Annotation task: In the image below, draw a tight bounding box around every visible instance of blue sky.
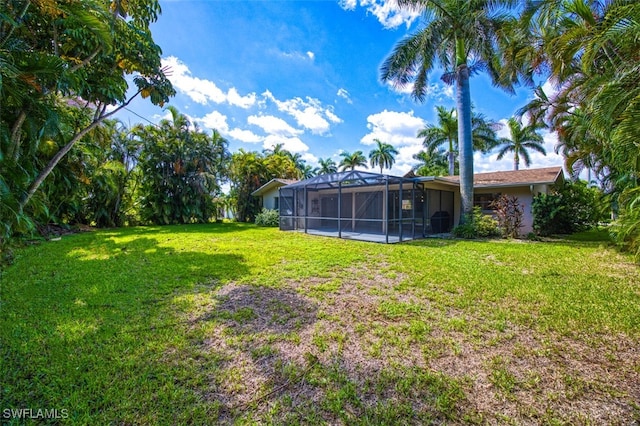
[117,0,564,176]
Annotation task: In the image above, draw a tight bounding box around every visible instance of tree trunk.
[18,95,139,212]
[447,150,455,176]
[456,64,474,223]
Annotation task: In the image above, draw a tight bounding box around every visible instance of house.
[250,178,298,211]
[251,167,564,243]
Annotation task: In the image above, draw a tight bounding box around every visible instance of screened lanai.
[278,170,455,243]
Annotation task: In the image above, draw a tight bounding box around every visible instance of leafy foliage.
[610,187,640,261]
[368,139,399,174]
[0,0,174,242]
[453,207,501,239]
[136,107,229,225]
[255,208,280,227]
[532,181,606,236]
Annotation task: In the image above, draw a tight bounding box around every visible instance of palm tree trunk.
[447,151,455,176]
[456,64,474,223]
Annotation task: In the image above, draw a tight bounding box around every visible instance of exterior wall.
[261,188,280,210]
[475,187,535,235]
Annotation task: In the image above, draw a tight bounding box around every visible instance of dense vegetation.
[1,0,639,258]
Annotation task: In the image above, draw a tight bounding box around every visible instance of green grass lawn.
[1,223,639,424]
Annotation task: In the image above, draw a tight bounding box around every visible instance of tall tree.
[0,0,174,232]
[368,139,399,174]
[496,118,546,170]
[419,106,459,176]
[381,0,521,221]
[317,158,338,175]
[412,150,450,177]
[339,151,368,171]
[420,106,501,175]
[136,107,229,224]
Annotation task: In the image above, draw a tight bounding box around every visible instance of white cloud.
[196,110,229,133]
[162,56,256,108]
[228,128,263,144]
[360,110,426,175]
[337,88,353,104]
[263,135,309,153]
[306,51,315,61]
[361,110,425,146]
[248,115,302,137]
[227,88,257,109]
[263,92,342,135]
[301,152,319,166]
[339,0,420,29]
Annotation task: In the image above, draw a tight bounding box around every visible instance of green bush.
[453,207,501,239]
[610,187,640,262]
[254,208,280,227]
[532,180,606,236]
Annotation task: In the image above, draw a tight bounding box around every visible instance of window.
[474,193,500,210]
[273,196,279,210]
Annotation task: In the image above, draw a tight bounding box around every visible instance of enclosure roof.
[282,170,414,189]
[251,178,298,196]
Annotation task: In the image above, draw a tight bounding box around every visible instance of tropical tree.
[136,107,229,224]
[496,118,546,170]
[228,150,265,223]
[317,158,338,175]
[381,0,522,221]
[517,0,640,257]
[420,106,501,176]
[339,151,368,171]
[419,106,458,176]
[0,0,174,242]
[412,150,450,177]
[368,139,399,174]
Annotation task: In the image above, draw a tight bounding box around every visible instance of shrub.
[532,180,606,236]
[491,195,524,238]
[453,207,501,239]
[610,187,640,262]
[254,208,280,227]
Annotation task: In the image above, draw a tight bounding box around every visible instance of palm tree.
[496,118,546,170]
[317,158,338,175]
[368,139,399,174]
[419,106,458,175]
[339,151,368,171]
[412,150,449,177]
[420,106,500,175]
[381,0,521,221]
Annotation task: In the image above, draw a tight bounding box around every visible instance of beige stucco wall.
[475,186,535,235]
[260,189,280,211]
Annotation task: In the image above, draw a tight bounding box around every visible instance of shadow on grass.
[1,226,472,424]
[0,233,251,423]
[93,221,257,238]
[178,282,470,424]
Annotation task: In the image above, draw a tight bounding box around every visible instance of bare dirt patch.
[182,264,640,424]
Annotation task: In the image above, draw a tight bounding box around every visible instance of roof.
[431,166,564,189]
[251,178,298,196]
[282,170,413,190]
